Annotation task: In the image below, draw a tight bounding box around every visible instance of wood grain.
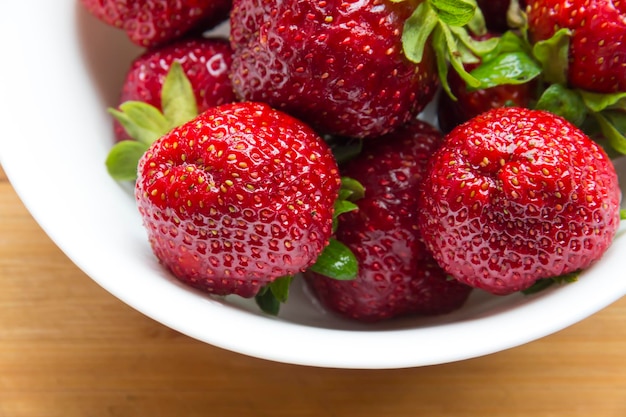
[1,165,625,417]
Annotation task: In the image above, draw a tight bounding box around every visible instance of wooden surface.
[1,165,625,417]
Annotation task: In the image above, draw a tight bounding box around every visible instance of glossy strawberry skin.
[305,120,472,322]
[114,37,236,142]
[527,0,626,93]
[135,102,341,298]
[229,0,438,139]
[80,0,231,47]
[418,107,622,295]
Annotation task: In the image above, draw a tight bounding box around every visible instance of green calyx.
[308,177,364,281]
[105,61,199,181]
[535,84,587,127]
[467,30,541,90]
[578,92,626,155]
[255,275,294,315]
[521,271,580,295]
[401,0,499,99]
[531,28,571,86]
[308,238,359,281]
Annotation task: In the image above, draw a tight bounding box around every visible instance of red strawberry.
[80,0,231,47]
[135,102,341,298]
[526,0,626,93]
[437,34,537,134]
[304,120,473,322]
[228,0,438,139]
[114,37,236,142]
[418,107,622,295]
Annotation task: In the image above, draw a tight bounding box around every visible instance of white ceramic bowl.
[0,0,624,369]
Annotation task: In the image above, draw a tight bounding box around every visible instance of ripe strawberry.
[229,0,438,139]
[304,120,473,322]
[80,0,231,47]
[135,102,341,298]
[114,37,236,142]
[526,0,626,93]
[418,107,622,295]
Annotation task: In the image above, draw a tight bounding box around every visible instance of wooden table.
[1,165,624,417]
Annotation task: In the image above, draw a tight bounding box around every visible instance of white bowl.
[0,0,624,369]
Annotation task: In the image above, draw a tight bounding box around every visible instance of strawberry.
[418,107,622,295]
[114,37,236,142]
[80,0,231,47]
[526,0,626,94]
[228,0,439,139]
[304,120,473,322]
[134,101,342,298]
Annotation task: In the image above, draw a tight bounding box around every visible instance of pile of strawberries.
[85,0,625,322]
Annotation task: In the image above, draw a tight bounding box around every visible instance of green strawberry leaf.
[521,278,555,295]
[255,286,281,315]
[458,10,538,90]
[402,0,497,99]
[578,90,626,113]
[402,2,439,64]
[431,27,455,99]
[161,61,199,128]
[107,61,201,183]
[535,84,588,127]
[339,176,366,202]
[333,177,364,232]
[105,140,150,181]
[481,30,530,62]
[522,271,580,295]
[254,275,294,315]
[309,238,358,280]
[108,102,171,145]
[620,209,626,221]
[440,23,482,89]
[334,199,359,218]
[449,25,499,57]
[593,111,626,155]
[469,50,541,90]
[269,275,294,303]
[429,0,476,27]
[466,2,487,36]
[531,28,572,85]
